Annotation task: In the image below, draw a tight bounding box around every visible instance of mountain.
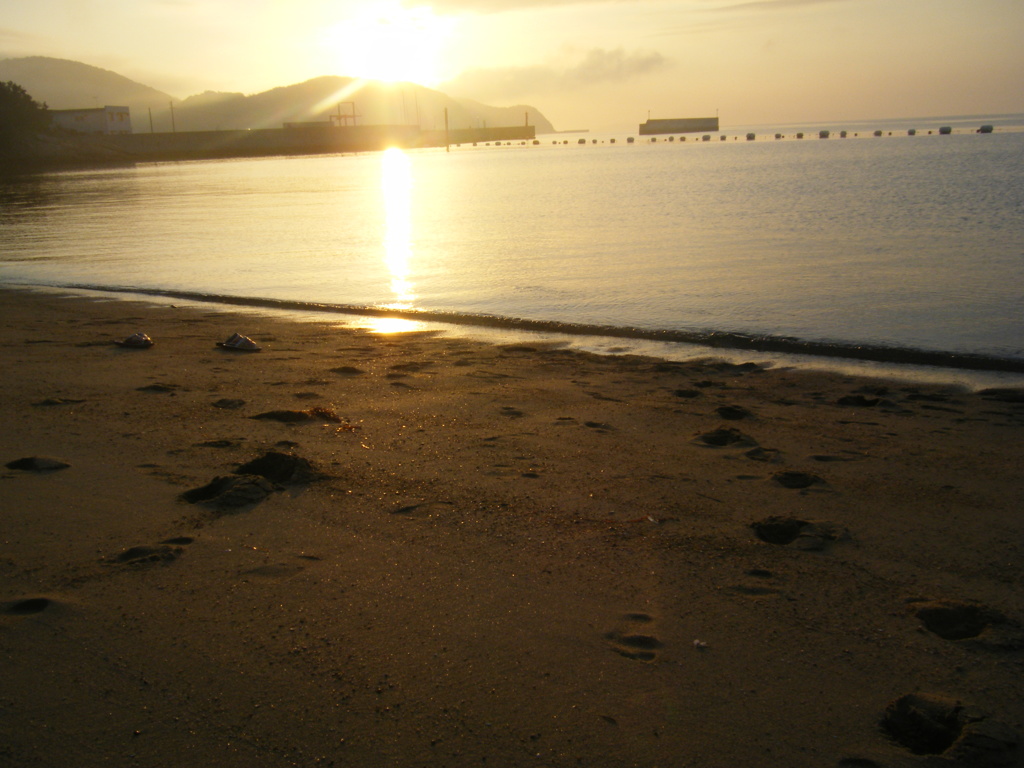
[0,57,555,135]
[0,56,174,116]
[173,76,553,134]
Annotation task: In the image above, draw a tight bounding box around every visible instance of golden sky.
[2,0,1021,130]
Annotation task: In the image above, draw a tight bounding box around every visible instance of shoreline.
[16,282,1024,390]
[1,288,1022,767]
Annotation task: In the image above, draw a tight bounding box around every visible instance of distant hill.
[0,57,555,135]
[173,76,552,134]
[0,57,174,118]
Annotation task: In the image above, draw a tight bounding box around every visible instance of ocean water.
[2,114,1023,383]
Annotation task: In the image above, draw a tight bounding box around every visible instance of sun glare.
[381,147,416,310]
[322,2,454,86]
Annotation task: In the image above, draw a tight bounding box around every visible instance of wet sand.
[1,287,1022,767]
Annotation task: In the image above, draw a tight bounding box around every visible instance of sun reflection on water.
[361,315,426,335]
[381,147,416,311]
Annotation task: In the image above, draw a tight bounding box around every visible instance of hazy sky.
[2,0,1021,130]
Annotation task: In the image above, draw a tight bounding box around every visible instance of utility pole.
[169,101,176,133]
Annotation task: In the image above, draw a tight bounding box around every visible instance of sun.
[321,2,454,86]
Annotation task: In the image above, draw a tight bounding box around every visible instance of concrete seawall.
[439,127,538,146]
[104,124,537,161]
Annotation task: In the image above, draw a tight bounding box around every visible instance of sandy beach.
[1,287,1022,768]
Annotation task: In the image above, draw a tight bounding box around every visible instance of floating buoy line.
[461,123,1000,150]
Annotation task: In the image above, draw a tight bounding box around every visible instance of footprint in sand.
[727,570,783,598]
[483,465,520,478]
[466,370,515,380]
[605,612,663,661]
[391,500,455,519]
[3,597,53,615]
[693,428,757,448]
[241,563,306,579]
[107,537,194,567]
[744,447,781,463]
[772,470,824,489]
[836,394,882,407]
[727,585,782,597]
[389,361,434,374]
[212,398,246,410]
[181,452,318,511]
[905,391,956,403]
[907,598,1024,649]
[136,383,180,393]
[750,516,848,551]
[586,391,623,403]
[5,457,71,472]
[673,388,702,399]
[716,405,753,420]
[810,453,865,463]
[193,439,243,449]
[180,475,275,509]
[881,693,1020,764]
[235,451,319,484]
[250,407,343,424]
[32,397,86,407]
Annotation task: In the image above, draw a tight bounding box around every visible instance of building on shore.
[51,106,132,135]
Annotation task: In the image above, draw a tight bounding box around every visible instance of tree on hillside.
[0,81,50,146]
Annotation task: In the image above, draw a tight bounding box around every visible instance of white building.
[50,106,132,135]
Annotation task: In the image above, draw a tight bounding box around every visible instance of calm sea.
[2,113,1023,385]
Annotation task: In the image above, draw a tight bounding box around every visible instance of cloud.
[711,0,858,11]
[410,0,858,13]
[443,48,668,102]
[406,0,607,13]
[0,27,35,45]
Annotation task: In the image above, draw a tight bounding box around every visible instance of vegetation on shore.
[0,80,49,172]
[0,80,50,138]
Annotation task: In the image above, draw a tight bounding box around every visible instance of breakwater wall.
[105,125,421,161]
[102,124,536,162]
[436,126,537,145]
